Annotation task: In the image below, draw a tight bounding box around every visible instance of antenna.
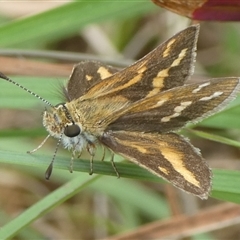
[45,134,62,180]
[0,72,54,107]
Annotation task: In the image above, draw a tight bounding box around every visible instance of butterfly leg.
[77,150,83,159]
[27,134,50,154]
[110,152,120,178]
[70,153,75,173]
[100,146,106,162]
[87,143,96,175]
[70,141,82,173]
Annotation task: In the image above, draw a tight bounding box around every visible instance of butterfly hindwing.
[100,130,211,199]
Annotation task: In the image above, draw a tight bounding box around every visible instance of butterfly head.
[43,103,81,140]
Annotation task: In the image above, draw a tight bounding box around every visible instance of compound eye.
[64,124,81,137]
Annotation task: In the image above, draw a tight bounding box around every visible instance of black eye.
[64,124,81,137]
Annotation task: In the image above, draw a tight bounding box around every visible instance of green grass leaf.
[1,147,240,204]
[199,96,240,129]
[0,174,101,239]
[189,129,240,148]
[0,1,155,48]
[212,169,240,203]
[0,76,63,109]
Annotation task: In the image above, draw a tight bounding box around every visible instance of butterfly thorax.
[43,102,97,153]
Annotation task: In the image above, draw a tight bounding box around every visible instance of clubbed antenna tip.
[0,72,9,80]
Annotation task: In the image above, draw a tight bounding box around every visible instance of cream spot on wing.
[199,91,223,101]
[103,74,143,95]
[158,166,169,175]
[181,101,192,106]
[86,75,93,81]
[152,68,169,88]
[171,48,187,67]
[156,99,166,107]
[192,82,210,93]
[97,67,112,80]
[131,144,148,153]
[148,98,168,110]
[174,101,192,113]
[117,139,148,154]
[146,88,161,98]
[161,116,171,123]
[148,48,188,98]
[163,39,176,58]
[150,48,187,97]
[149,96,169,109]
[160,147,200,188]
[137,65,147,74]
[161,101,192,122]
[161,113,180,122]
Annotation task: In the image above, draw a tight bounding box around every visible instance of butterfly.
[1,25,239,199]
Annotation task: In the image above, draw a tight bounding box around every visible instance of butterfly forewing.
[101,131,211,199]
[65,61,118,101]
[83,25,199,102]
[105,78,240,133]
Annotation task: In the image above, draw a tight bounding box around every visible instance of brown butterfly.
[1,25,239,199]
